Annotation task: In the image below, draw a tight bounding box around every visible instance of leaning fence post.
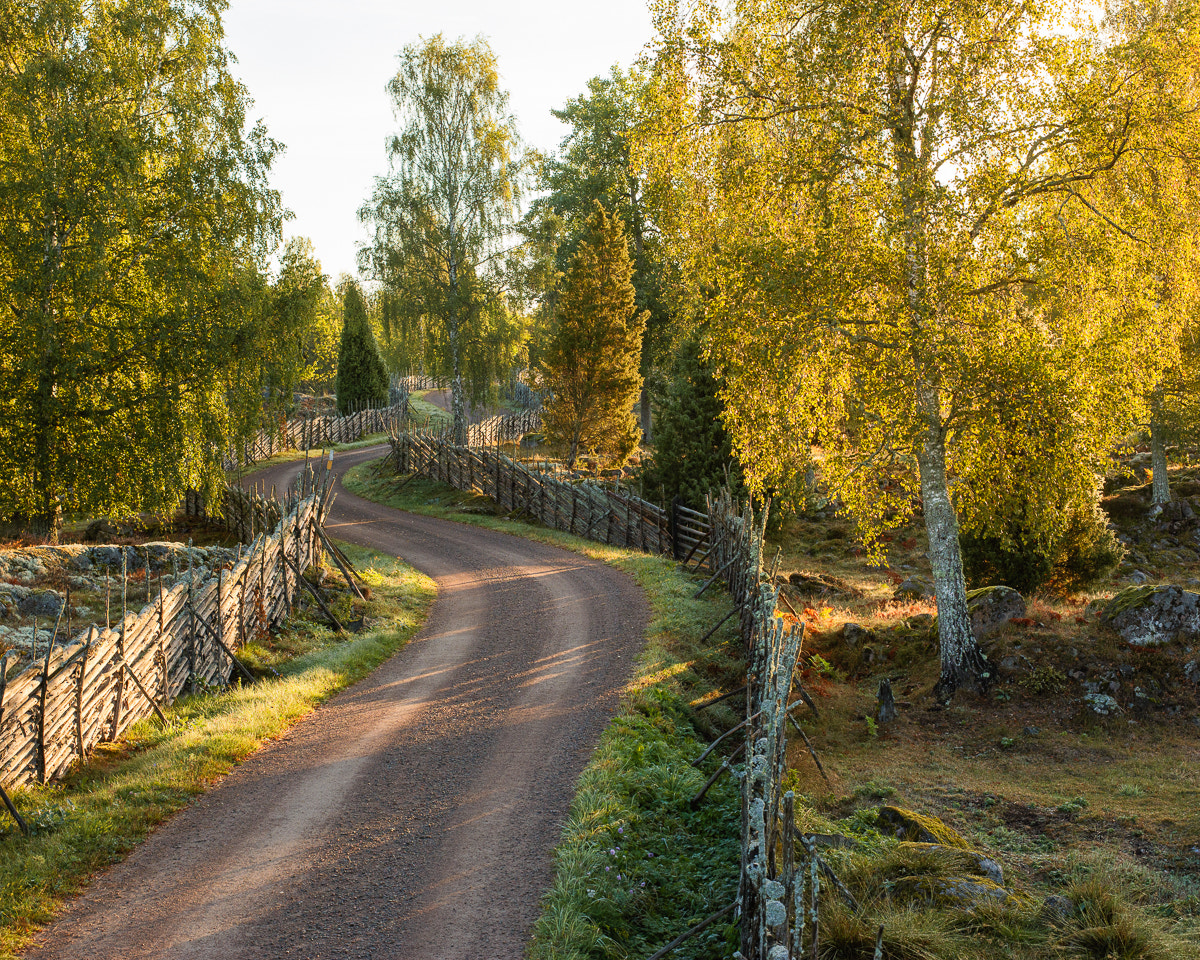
[75,628,92,767]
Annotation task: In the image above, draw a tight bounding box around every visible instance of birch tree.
[641,0,1200,698]
[360,35,525,444]
[0,0,282,527]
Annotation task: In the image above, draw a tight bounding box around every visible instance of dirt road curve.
[27,446,647,960]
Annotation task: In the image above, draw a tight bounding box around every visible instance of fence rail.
[223,402,406,471]
[0,469,335,790]
[389,429,678,555]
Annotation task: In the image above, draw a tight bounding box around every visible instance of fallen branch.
[645,900,738,960]
[789,715,832,786]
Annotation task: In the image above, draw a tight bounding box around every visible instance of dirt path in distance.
[26,446,647,960]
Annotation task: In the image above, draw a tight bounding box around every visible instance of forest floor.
[770,460,1200,952]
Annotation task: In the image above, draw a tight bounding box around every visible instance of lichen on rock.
[966,585,1026,637]
[1102,585,1200,646]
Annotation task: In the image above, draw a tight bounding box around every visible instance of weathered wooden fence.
[0,469,336,790]
[389,428,678,555]
[466,408,542,447]
[223,402,406,470]
[688,489,875,960]
[394,373,444,392]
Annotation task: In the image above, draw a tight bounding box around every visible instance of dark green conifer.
[643,335,742,510]
[334,283,388,414]
[538,206,646,469]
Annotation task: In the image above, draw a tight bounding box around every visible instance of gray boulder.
[842,622,872,646]
[967,586,1025,638]
[19,589,65,618]
[1102,585,1200,646]
[0,585,64,619]
[893,576,934,601]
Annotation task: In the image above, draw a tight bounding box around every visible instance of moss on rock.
[877,805,971,849]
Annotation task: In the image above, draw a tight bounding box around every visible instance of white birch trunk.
[1150,394,1170,505]
[916,388,990,699]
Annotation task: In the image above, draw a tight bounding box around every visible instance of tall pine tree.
[538,206,645,469]
[335,283,388,414]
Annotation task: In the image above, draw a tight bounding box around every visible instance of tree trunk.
[1150,394,1170,505]
[916,387,990,702]
[640,380,652,443]
[447,248,468,446]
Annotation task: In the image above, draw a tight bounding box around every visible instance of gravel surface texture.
[26,446,647,959]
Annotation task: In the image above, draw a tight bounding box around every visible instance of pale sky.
[223,1,656,281]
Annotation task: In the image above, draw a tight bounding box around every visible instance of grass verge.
[0,543,434,960]
[344,457,746,959]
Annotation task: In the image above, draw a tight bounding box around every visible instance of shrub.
[961,500,1123,594]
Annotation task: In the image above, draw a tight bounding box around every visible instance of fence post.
[75,630,91,766]
[280,516,291,618]
[187,574,197,696]
[158,577,168,700]
[36,631,53,784]
[217,569,225,682]
[112,550,128,736]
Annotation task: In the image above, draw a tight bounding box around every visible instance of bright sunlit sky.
[224,1,656,281]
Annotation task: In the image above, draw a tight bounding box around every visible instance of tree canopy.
[0,0,283,525]
[641,0,1200,698]
[360,34,527,444]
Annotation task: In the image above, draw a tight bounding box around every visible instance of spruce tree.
[538,206,646,469]
[335,283,388,415]
[644,336,743,510]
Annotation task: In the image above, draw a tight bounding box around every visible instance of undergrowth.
[0,544,434,959]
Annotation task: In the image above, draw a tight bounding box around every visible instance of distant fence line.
[0,469,335,790]
[223,401,407,471]
[388,427,686,556]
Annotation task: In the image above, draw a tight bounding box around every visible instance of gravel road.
[26,446,647,959]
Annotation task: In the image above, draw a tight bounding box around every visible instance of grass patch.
[406,391,453,428]
[344,457,745,959]
[0,544,434,959]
